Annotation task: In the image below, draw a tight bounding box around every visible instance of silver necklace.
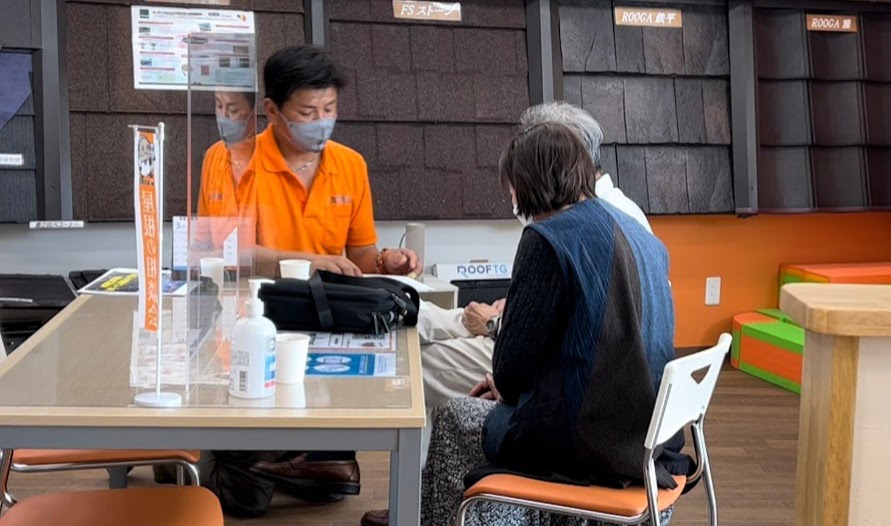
[288,158,317,173]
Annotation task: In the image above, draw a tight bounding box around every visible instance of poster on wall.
[130,6,254,90]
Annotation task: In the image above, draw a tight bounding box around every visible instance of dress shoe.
[360,509,389,526]
[251,453,361,496]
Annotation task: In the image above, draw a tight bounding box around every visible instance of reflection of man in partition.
[138,135,156,185]
[196,91,258,252]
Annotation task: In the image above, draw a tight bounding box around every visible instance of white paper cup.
[275,382,306,408]
[276,333,310,384]
[280,259,312,280]
[404,223,425,274]
[200,257,225,295]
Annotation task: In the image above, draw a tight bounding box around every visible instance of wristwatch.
[485,315,501,340]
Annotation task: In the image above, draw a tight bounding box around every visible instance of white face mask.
[512,203,532,227]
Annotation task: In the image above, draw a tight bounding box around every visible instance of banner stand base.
[134,391,183,408]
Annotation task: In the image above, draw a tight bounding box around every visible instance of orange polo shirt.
[253,126,378,255]
[196,140,257,248]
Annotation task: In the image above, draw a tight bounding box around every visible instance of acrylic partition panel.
[185,32,259,368]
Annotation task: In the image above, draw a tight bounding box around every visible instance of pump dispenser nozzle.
[247,279,275,317]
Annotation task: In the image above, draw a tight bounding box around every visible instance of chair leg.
[108,466,129,489]
[0,449,16,508]
[184,462,200,486]
[454,498,474,526]
[644,457,661,526]
[693,423,718,526]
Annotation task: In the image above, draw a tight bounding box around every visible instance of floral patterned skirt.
[420,397,673,526]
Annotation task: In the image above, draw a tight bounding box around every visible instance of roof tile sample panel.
[66,3,109,112]
[645,147,689,214]
[686,147,733,213]
[642,26,685,75]
[810,81,863,146]
[808,29,863,81]
[615,24,646,73]
[758,81,811,146]
[560,0,616,72]
[867,148,891,206]
[862,14,891,82]
[675,79,706,144]
[616,146,649,214]
[865,84,891,146]
[812,147,866,208]
[600,144,618,182]
[624,78,678,144]
[758,147,813,209]
[563,74,583,107]
[703,79,732,145]
[683,6,729,76]
[328,0,528,219]
[581,77,626,144]
[755,9,809,79]
[0,171,37,223]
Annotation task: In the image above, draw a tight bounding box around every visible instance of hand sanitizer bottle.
[229,280,277,399]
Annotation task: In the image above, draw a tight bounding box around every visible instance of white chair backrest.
[644,333,732,449]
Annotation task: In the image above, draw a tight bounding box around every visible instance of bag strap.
[316,271,420,325]
[308,272,335,330]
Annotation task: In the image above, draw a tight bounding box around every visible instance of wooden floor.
[3,366,797,525]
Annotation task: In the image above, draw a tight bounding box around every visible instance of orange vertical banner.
[133,126,163,333]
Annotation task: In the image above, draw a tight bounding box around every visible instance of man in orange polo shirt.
[197,46,422,518]
[194,90,258,254]
[251,46,420,278]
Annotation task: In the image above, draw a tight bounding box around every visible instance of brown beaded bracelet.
[376,249,390,274]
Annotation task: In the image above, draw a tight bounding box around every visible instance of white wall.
[0,220,523,275]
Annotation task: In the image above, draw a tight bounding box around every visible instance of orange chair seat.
[12,449,200,466]
[464,474,686,517]
[0,486,222,526]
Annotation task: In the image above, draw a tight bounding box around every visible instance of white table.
[0,294,426,525]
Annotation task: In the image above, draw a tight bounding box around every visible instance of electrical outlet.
[705,276,721,306]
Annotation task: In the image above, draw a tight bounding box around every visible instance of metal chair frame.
[0,449,199,508]
[456,334,731,526]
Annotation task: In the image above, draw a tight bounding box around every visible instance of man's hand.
[382,248,421,276]
[311,255,363,277]
[462,301,500,337]
[493,298,506,313]
[469,373,503,403]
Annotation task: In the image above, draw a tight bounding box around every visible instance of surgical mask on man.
[512,202,533,227]
[217,115,249,146]
[287,118,336,153]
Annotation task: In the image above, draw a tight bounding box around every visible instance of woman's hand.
[469,373,503,403]
[382,248,421,276]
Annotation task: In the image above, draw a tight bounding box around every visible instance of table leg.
[390,429,422,526]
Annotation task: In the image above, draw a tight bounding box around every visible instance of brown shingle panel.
[758,147,813,209]
[683,6,729,76]
[810,81,863,146]
[66,2,109,112]
[755,9,809,80]
[867,148,891,206]
[624,78,678,144]
[686,147,733,213]
[581,76,625,144]
[813,147,867,209]
[645,147,689,214]
[758,80,811,146]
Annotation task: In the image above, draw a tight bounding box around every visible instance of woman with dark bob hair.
[410,122,692,526]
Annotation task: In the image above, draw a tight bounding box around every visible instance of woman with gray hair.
[416,102,652,421]
[363,120,684,526]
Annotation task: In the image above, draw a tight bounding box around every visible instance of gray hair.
[519,102,604,170]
